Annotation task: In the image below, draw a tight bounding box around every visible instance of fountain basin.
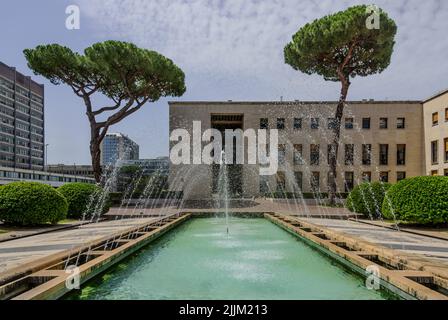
[65,217,391,300]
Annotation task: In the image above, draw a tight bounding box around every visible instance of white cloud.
[76,0,448,101]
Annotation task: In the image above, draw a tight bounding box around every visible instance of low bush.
[346,182,391,218]
[58,183,108,219]
[0,182,67,225]
[382,176,448,224]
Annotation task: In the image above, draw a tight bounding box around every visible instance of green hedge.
[382,176,448,224]
[0,182,68,225]
[58,183,106,219]
[346,182,391,218]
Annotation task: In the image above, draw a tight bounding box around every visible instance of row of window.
[260,117,406,130]
[261,170,406,193]
[431,108,448,126]
[0,78,44,103]
[0,96,44,118]
[0,170,92,183]
[431,138,448,164]
[276,143,406,166]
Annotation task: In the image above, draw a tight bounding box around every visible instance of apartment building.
[0,62,45,170]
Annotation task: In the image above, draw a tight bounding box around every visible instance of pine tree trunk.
[90,129,102,183]
[328,80,350,205]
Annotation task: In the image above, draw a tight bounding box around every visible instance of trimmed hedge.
[382,176,448,224]
[58,183,106,219]
[346,182,391,218]
[0,182,67,225]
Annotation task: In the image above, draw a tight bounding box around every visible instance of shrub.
[58,183,108,219]
[346,182,391,218]
[382,176,448,224]
[0,182,67,225]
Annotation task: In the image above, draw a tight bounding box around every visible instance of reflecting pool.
[66,218,392,300]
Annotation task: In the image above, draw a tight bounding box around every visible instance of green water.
[66,218,391,300]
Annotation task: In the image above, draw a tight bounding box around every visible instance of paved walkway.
[303,218,448,266]
[0,218,154,274]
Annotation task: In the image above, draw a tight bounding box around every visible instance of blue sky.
[0,0,447,164]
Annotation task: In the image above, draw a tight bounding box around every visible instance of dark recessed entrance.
[211,114,244,197]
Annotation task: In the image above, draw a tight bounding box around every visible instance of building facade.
[169,90,448,200]
[47,164,95,178]
[0,62,45,170]
[100,133,139,165]
[0,165,94,187]
[121,157,170,175]
[422,89,448,176]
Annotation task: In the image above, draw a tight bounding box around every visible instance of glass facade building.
[101,133,139,165]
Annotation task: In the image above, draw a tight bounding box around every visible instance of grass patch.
[58,219,79,225]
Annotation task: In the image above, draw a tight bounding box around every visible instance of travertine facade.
[423,90,448,176]
[169,90,448,200]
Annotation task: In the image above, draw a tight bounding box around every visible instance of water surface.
[66,218,390,300]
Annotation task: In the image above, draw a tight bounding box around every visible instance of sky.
[0,0,447,165]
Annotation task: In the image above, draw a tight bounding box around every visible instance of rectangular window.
[379,144,388,165]
[345,118,354,129]
[328,118,337,130]
[431,170,438,176]
[327,171,336,191]
[397,118,405,129]
[277,118,285,130]
[278,144,286,165]
[311,118,319,129]
[362,172,372,182]
[327,144,337,165]
[431,140,438,164]
[310,144,320,165]
[397,144,406,165]
[311,172,320,192]
[379,172,389,183]
[432,112,439,126]
[276,171,286,191]
[259,175,269,193]
[294,171,303,190]
[397,172,406,182]
[362,118,371,129]
[344,172,354,192]
[345,144,354,165]
[293,144,303,165]
[444,169,448,176]
[444,138,448,163]
[293,118,302,130]
[445,108,448,122]
[260,118,268,129]
[362,144,372,165]
[379,118,388,129]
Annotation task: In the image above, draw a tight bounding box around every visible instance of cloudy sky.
[0,0,447,164]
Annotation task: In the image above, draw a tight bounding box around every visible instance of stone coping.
[265,213,448,300]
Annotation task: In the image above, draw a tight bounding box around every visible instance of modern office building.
[169,89,448,199]
[0,165,94,187]
[47,164,95,178]
[121,157,170,175]
[100,133,139,165]
[0,61,45,170]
